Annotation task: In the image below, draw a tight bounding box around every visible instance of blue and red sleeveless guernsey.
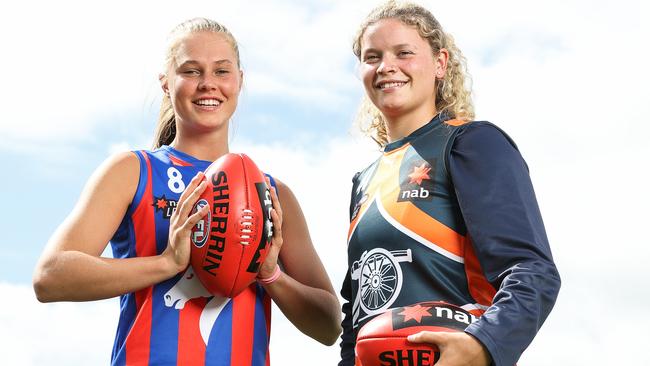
[339,114,560,366]
[109,146,272,366]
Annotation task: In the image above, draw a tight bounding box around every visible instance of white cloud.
[0,0,367,152]
[0,283,118,365]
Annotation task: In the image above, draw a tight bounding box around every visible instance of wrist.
[257,265,282,285]
[159,250,185,277]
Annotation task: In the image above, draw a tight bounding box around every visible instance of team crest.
[351,248,413,327]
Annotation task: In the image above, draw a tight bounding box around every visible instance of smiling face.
[161,30,242,135]
[359,18,447,128]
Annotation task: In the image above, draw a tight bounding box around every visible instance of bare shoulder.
[271,177,301,207]
[46,151,142,255]
[81,150,141,208]
[102,151,140,178]
[272,177,291,195]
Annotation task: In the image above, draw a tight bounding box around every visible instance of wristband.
[257,265,282,285]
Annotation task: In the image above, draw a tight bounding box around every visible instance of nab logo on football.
[245,182,273,274]
[191,199,211,248]
[398,160,435,202]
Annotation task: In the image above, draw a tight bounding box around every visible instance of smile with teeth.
[194,99,221,107]
[377,81,407,90]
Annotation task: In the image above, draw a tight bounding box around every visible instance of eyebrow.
[177,59,234,67]
[362,43,417,54]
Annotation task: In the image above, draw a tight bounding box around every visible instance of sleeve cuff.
[465,324,502,366]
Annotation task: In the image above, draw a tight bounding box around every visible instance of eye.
[182,69,200,76]
[363,54,380,63]
[398,50,414,57]
[215,68,230,75]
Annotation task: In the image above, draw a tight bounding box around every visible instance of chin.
[377,103,406,117]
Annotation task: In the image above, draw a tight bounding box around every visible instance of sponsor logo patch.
[397,160,435,202]
[153,195,178,219]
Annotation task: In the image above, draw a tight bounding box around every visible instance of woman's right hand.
[162,171,210,274]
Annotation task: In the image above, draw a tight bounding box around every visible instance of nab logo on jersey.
[398,160,435,202]
[153,195,178,219]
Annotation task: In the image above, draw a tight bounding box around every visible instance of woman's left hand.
[257,177,283,280]
[407,331,491,366]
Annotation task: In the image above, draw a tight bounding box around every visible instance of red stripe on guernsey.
[126,152,157,365]
[231,286,257,366]
[464,239,496,310]
[177,297,208,366]
[264,293,272,366]
[168,153,193,167]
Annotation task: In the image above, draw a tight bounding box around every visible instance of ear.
[159,73,170,95]
[435,48,449,79]
[238,69,244,91]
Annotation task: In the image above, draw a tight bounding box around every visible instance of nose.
[198,74,218,91]
[377,58,397,75]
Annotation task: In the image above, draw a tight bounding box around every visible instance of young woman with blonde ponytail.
[339,2,560,366]
[33,17,341,365]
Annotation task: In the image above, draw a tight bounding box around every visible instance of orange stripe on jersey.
[231,286,257,366]
[348,145,411,241]
[464,240,496,307]
[444,119,469,127]
[380,196,466,259]
[177,297,208,366]
[168,153,193,167]
[126,152,156,365]
[374,145,465,258]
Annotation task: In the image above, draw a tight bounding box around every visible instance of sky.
[1,0,649,364]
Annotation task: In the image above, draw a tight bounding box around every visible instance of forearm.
[262,271,342,345]
[33,250,177,302]
[465,261,561,366]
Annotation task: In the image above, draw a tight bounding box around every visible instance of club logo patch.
[351,248,413,327]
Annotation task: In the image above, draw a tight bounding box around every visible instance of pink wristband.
[257,265,282,285]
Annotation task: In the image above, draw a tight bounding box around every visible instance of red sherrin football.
[189,153,273,298]
[355,301,478,366]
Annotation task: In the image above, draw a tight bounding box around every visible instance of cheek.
[409,59,437,83]
[171,78,192,99]
[222,77,242,98]
[360,66,376,91]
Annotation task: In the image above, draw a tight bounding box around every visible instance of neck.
[384,108,439,143]
[171,127,229,162]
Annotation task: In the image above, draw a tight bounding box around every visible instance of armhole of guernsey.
[264,173,278,200]
[126,150,149,217]
[441,119,471,181]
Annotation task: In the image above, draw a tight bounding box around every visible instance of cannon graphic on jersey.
[355,301,477,366]
[190,153,273,298]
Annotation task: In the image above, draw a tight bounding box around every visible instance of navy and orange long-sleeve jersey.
[339,114,560,366]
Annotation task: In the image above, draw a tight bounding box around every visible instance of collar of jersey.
[160,145,213,167]
[382,112,447,153]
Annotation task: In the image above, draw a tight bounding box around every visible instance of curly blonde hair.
[352,1,474,146]
[153,18,241,149]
